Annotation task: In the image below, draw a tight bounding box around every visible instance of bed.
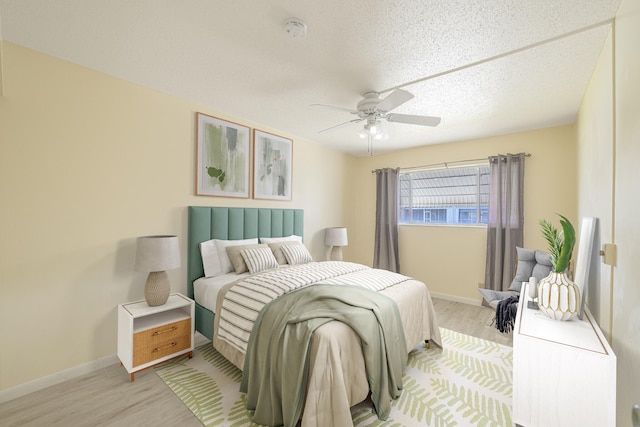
[187,206,441,427]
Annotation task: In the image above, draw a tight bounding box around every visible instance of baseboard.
[0,354,119,404]
[0,331,212,404]
[430,291,483,306]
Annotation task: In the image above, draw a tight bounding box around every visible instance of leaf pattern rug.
[155,328,512,427]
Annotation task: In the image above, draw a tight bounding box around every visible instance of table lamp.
[325,227,348,261]
[134,235,181,306]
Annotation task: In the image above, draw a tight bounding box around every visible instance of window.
[399,165,490,225]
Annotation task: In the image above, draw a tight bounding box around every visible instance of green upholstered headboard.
[187,206,304,338]
[187,206,304,295]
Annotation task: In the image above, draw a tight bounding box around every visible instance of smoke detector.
[284,18,307,39]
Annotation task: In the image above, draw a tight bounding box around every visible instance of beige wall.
[0,36,4,96]
[0,42,356,391]
[349,127,578,302]
[576,1,640,423]
[576,31,614,335]
[611,0,640,423]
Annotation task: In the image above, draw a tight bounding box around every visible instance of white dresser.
[513,282,616,427]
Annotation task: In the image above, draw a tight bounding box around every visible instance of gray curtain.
[484,153,525,298]
[373,168,400,272]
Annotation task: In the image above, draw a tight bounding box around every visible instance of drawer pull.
[152,326,178,336]
[152,342,178,353]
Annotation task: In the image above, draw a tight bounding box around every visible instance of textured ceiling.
[0,0,622,156]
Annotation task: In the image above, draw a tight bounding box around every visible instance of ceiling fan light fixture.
[312,88,440,149]
[374,130,388,141]
[359,121,388,141]
[363,120,385,136]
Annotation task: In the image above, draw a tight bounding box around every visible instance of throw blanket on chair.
[495,294,519,333]
[240,284,407,427]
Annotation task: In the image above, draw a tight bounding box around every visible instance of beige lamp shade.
[134,235,181,272]
[134,235,180,306]
[325,227,348,246]
[325,227,348,261]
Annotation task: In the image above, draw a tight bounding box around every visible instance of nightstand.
[117,293,195,381]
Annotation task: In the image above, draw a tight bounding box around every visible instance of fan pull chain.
[367,135,375,156]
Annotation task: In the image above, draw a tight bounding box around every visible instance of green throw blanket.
[240,284,407,427]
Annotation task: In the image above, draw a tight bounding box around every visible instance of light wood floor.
[0,298,511,426]
[432,297,513,347]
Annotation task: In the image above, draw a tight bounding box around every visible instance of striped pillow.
[268,241,303,264]
[226,244,269,274]
[281,244,313,265]
[240,247,279,274]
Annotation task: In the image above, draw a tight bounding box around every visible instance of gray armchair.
[479,247,553,308]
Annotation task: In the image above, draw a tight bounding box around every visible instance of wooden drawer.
[133,318,191,367]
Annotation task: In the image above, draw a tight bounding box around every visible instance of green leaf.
[207,166,222,178]
[539,214,575,272]
[556,214,575,272]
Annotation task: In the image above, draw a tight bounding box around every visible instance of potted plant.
[536,214,581,321]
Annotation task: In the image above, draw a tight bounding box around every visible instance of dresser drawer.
[133,318,191,367]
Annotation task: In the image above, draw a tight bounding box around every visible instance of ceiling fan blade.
[376,89,414,113]
[386,113,441,127]
[309,104,358,114]
[318,118,364,133]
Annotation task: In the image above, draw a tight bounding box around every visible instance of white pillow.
[281,244,313,265]
[199,240,221,278]
[241,247,279,274]
[200,238,259,277]
[259,235,302,244]
[215,238,259,274]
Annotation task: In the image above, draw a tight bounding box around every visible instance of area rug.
[155,328,512,426]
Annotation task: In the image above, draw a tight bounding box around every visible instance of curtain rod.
[371,153,531,173]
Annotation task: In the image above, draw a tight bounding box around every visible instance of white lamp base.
[144,271,170,306]
[330,246,343,261]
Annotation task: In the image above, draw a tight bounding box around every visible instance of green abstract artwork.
[253,129,292,201]
[197,113,250,198]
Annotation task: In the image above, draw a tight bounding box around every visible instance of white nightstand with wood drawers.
[117,293,194,381]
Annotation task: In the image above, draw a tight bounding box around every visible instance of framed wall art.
[253,130,293,201]
[196,112,250,198]
[574,217,597,320]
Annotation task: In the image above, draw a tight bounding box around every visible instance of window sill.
[399,223,487,229]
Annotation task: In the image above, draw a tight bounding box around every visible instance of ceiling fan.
[310,88,441,139]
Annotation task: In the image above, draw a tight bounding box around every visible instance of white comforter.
[211,261,441,427]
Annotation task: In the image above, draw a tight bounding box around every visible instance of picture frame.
[196,112,251,198]
[253,130,293,201]
[574,217,597,320]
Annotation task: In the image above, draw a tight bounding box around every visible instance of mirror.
[574,217,597,320]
